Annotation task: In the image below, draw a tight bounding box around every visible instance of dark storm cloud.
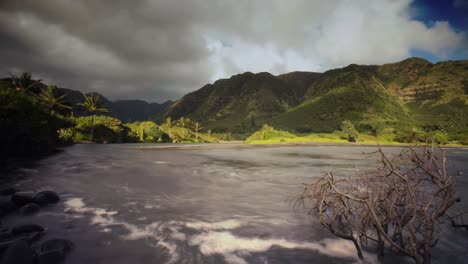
[0,0,465,102]
[0,0,216,102]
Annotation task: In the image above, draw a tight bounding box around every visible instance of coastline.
[126,141,468,150]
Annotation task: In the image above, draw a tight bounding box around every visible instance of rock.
[11,224,44,236]
[40,239,74,254]
[0,201,17,217]
[0,232,12,241]
[11,193,34,207]
[0,188,16,196]
[0,237,23,253]
[19,203,40,215]
[23,231,43,242]
[0,240,34,264]
[34,191,60,205]
[37,250,65,264]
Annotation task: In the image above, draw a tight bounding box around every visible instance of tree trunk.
[351,238,364,259]
[90,114,95,142]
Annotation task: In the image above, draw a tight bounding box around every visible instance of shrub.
[74,115,129,143]
[245,124,295,143]
[431,131,449,145]
[340,120,359,142]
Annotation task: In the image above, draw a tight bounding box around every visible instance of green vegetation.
[126,121,170,143]
[0,77,72,160]
[73,115,131,143]
[77,95,109,141]
[245,124,295,143]
[244,123,463,146]
[2,57,467,160]
[35,85,72,113]
[340,119,359,142]
[159,58,467,144]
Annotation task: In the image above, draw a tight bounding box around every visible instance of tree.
[193,122,202,139]
[297,146,461,264]
[177,117,191,129]
[36,85,71,114]
[9,72,42,92]
[341,119,359,142]
[178,116,193,138]
[77,95,109,142]
[208,129,213,140]
[162,117,177,142]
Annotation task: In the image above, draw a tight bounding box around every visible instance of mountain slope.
[271,64,412,132]
[161,71,319,132]
[161,57,467,139]
[377,59,468,138]
[72,92,172,122]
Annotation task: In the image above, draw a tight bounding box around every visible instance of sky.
[0,0,467,102]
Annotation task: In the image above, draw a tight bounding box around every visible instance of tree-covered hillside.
[161,57,467,141]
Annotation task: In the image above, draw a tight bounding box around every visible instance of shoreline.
[126,141,468,150]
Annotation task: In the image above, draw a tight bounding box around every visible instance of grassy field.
[244,126,466,147]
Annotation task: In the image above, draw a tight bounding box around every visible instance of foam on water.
[65,198,180,263]
[64,197,377,264]
[189,231,376,263]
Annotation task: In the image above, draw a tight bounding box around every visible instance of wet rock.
[11,193,34,207]
[0,188,16,196]
[19,203,40,215]
[23,231,43,242]
[40,239,74,254]
[0,240,34,264]
[0,201,17,217]
[0,237,23,253]
[37,250,65,264]
[34,191,60,205]
[11,224,44,236]
[0,232,12,241]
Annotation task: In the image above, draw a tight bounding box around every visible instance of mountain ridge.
[160,57,467,139]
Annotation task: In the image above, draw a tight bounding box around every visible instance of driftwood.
[296,146,465,264]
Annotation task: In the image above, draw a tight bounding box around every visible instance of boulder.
[37,250,65,264]
[0,188,17,196]
[19,203,40,215]
[0,240,34,264]
[0,232,12,241]
[0,237,24,254]
[34,191,60,205]
[40,239,74,254]
[11,193,34,207]
[11,224,44,236]
[0,201,17,217]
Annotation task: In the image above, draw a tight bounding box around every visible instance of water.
[2,144,468,264]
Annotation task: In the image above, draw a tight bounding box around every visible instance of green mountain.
[159,71,317,132]
[161,58,468,139]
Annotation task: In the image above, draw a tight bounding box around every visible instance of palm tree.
[193,122,202,139]
[178,117,193,138]
[78,95,109,141]
[9,72,41,92]
[162,117,177,142]
[36,85,71,114]
[177,117,192,129]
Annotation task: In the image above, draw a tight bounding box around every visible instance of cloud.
[0,0,466,102]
